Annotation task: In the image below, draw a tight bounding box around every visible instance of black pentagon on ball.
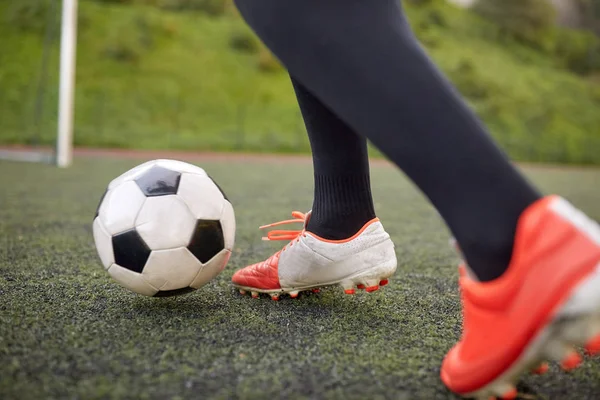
[153,287,196,297]
[134,165,181,197]
[112,229,151,273]
[187,219,225,263]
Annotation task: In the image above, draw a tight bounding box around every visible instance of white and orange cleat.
[232,211,397,299]
[441,196,600,399]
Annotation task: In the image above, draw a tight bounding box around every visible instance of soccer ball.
[92,159,235,297]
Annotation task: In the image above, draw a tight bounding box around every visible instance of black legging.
[234,0,541,280]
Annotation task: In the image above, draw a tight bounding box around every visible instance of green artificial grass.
[1,156,599,399]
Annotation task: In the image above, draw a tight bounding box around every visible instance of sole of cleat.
[232,262,396,300]
[585,333,600,355]
[561,351,582,371]
[531,363,549,375]
[233,277,394,299]
[233,280,389,298]
[499,388,518,400]
[460,262,600,400]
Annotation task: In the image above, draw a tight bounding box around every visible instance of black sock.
[292,77,376,240]
[234,0,542,281]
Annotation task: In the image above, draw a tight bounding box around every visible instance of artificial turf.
[1,156,599,400]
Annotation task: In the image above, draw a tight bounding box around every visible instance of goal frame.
[56,0,78,168]
[0,0,78,168]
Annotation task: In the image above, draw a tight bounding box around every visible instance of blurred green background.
[1,0,599,163]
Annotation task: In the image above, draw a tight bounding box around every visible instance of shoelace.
[260,211,308,251]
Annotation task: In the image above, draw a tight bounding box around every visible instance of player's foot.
[231,211,397,300]
[441,196,600,399]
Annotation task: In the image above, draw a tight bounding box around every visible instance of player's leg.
[231,77,397,299]
[233,0,600,397]
[233,0,540,282]
[291,77,375,240]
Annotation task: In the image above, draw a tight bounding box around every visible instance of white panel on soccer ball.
[220,200,236,251]
[142,247,202,290]
[154,159,208,176]
[93,218,114,269]
[177,172,224,220]
[108,264,158,296]
[135,195,196,250]
[189,249,231,289]
[108,160,157,190]
[98,181,147,235]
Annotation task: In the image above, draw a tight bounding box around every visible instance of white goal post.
[0,0,78,167]
[56,0,78,168]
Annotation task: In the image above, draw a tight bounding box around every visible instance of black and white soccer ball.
[92,159,235,297]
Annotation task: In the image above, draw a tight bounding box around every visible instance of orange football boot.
[441,196,600,399]
[231,211,397,300]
